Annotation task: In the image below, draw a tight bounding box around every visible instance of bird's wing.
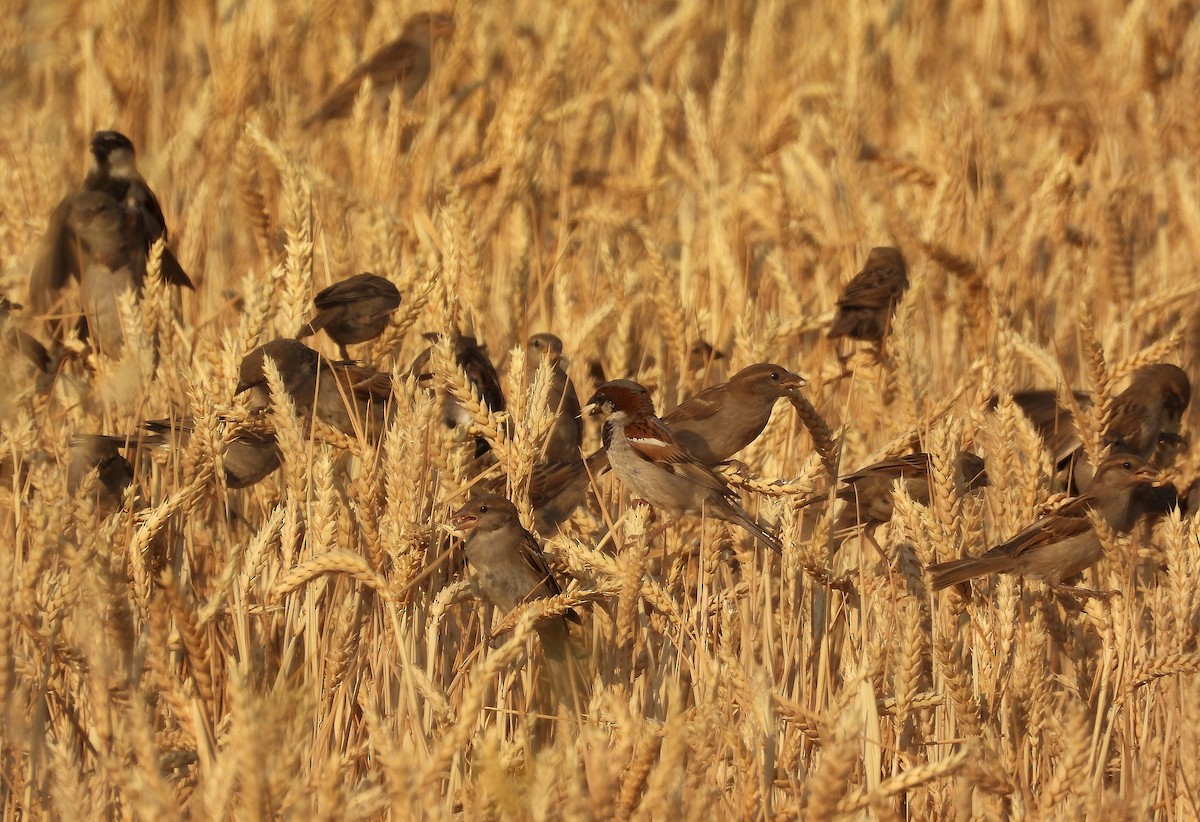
[29,195,81,308]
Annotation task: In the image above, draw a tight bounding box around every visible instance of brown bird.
[998,389,1093,468]
[68,434,135,512]
[236,338,391,440]
[68,190,146,356]
[585,379,782,552]
[302,12,456,127]
[532,364,805,535]
[526,333,583,465]
[1001,364,1190,485]
[828,246,909,343]
[452,495,579,661]
[29,131,191,321]
[662,363,806,465]
[1103,363,1190,460]
[927,454,1158,590]
[295,272,401,359]
[410,331,505,457]
[812,452,989,536]
[142,418,282,489]
[686,339,726,375]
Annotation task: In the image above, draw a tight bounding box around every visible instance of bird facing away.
[828,246,909,343]
[927,454,1159,590]
[452,495,579,658]
[1103,363,1191,460]
[585,379,782,553]
[142,418,283,489]
[29,130,192,322]
[526,333,583,465]
[301,12,456,127]
[814,451,989,536]
[68,434,135,512]
[295,272,401,359]
[236,338,391,440]
[409,332,505,456]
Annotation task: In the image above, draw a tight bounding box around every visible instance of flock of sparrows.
[5,119,1194,686]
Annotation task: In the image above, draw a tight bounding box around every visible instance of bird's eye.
[770,372,780,381]
[478,505,488,513]
[1122,461,1133,470]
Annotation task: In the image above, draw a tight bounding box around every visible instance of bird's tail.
[537,620,588,713]
[928,555,1012,590]
[720,503,783,554]
[294,312,328,341]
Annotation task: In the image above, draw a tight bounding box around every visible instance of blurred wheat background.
[2,0,1200,818]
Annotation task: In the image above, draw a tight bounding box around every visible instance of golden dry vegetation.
[3,0,1200,818]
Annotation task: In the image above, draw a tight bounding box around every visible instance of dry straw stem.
[6,0,1200,817]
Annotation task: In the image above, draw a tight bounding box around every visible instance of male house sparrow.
[295,272,401,359]
[29,131,191,321]
[927,454,1158,590]
[584,379,782,552]
[237,338,391,440]
[526,333,583,466]
[302,12,456,127]
[410,331,505,457]
[828,246,909,343]
[452,495,579,661]
[532,364,805,535]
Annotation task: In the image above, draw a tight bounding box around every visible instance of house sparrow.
[29,131,191,320]
[661,363,806,465]
[531,364,804,534]
[996,389,1092,468]
[686,339,726,375]
[811,451,989,535]
[452,495,579,660]
[0,296,49,372]
[142,418,282,489]
[295,272,401,359]
[1103,363,1190,460]
[1001,363,1190,479]
[526,333,583,465]
[584,379,782,552]
[237,338,391,440]
[927,454,1159,590]
[68,434,134,511]
[301,12,456,127]
[68,190,145,356]
[828,246,909,342]
[409,332,505,456]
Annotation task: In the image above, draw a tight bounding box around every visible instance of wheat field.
[2,0,1200,818]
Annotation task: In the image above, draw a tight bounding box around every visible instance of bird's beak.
[781,373,807,391]
[451,511,478,530]
[234,380,253,395]
[1134,465,1161,483]
[582,401,600,417]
